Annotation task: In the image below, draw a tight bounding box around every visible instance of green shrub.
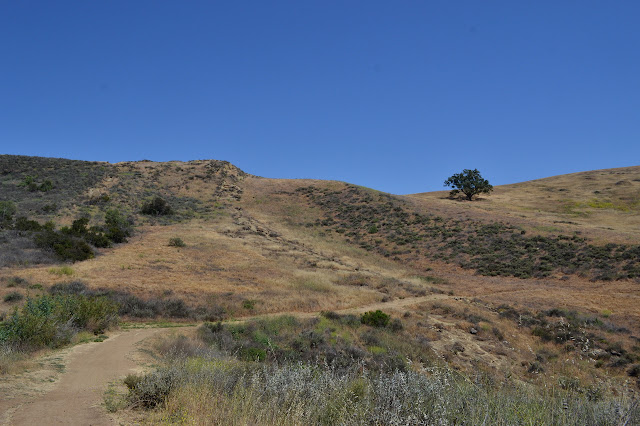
[104,209,132,243]
[242,299,256,310]
[38,180,53,192]
[0,201,17,223]
[3,292,24,303]
[0,294,118,349]
[361,310,390,328]
[168,237,186,247]
[141,197,173,216]
[240,347,267,362]
[124,373,144,390]
[35,230,94,262]
[14,216,42,232]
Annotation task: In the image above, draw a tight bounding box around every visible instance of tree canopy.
[444,169,493,201]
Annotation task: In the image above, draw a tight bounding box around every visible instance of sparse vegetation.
[1,157,639,423]
[120,315,640,424]
[297,184,640,281]
[0,209,133,264]
[496,304,637,373]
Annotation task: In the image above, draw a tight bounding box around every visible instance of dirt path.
[1,328,167,426]
[245,293,450,321]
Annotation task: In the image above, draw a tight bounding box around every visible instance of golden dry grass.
[408,165,640,243]
[1,161,639,387]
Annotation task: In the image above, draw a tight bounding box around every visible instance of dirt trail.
[2,328,166,426]
[0,293,448,425]
[247,293,449,321]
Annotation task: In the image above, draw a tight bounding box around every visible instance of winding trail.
[0,294,447,425]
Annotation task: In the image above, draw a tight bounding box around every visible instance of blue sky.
[1,1,638,194]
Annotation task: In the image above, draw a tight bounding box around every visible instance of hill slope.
[409,165,640,244]
[1,155,640,397]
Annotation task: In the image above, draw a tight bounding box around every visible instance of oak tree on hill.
[444,169,493,201]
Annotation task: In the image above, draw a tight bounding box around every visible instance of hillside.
[1,155,639,423]
[409,166,640,244]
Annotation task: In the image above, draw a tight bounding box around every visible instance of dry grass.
[408,165,640,244]
[2,160,639,393]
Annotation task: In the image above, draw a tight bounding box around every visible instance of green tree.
[444,169,493,201]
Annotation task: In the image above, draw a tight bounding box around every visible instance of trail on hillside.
[1,328,165,426]
[0,294,448,425]
[245,293,450,321]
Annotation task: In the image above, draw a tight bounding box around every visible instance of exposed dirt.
[0,328,166,426]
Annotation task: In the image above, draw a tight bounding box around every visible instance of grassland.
[1,156,639,424]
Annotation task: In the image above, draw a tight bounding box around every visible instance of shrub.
[168,237,186,247]
[0,201,17,223]
[242,299,256,310]
[5,276,28,288]
[131,358,640,425]
[162,298,191,318]
[104,209,132,243]
[38,180,53,192]
[124,373,143,390]
[628,364,640,378]
[3,292,24,303]
[49,280,88,295]
[141,197,173,216]
[321,311,342,320]
[35,230,94,262]
[389,318,403,331]
[127,367,182,408]
[14,216,42,232]
[0,294,118,349]
[361,310,390,328]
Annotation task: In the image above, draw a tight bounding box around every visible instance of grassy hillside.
[409,166,640,244]
[1,156,639,423]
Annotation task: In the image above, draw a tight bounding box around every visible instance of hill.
[409,166,640,244]
[1,155,639,423]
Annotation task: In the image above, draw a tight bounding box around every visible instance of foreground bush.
[0,294,118,350]
[120,315,640,424]
[131,358,639,425]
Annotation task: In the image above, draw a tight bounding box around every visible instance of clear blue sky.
[1,1,638,194]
